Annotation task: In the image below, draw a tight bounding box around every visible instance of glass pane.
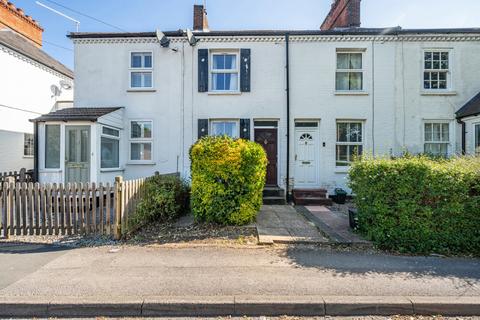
[212,73,225,90]
[211,122,223,136]
[212,55,225,69]
[68,130,76,162]
[425,123,432,141]
[335,72,349,91]
[337,123,347,142]
[131,72,142,87]
[349,53,362,69]
[441,123,449,141]
[349,72,363,90]
[224,122,237,137]
[131,143,151,161]
[432,123,441,141]
[224,73,238,91]
[349,145,363,161]
[131,53,142,68]
[337,53,349,69]
[336,145,348,166]
[80,129,89,162]
[102,127,119,137]
[131,122,142,138]
[143,143,152,160]
[475,125,480,155]
[144,54,152,68]
[348,123,362,142]
[424,52,432,69]
[143,122,152,138]
[224,54,236,69]
[45,125,60,168]
[101,137,119,168]
[441,52,448,69]
[131,143,141,160]
[143,72,152,87]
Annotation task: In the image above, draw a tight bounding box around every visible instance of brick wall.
[0,0,43,47]
[320,0,361,31]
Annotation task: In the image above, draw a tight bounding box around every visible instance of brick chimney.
[193,4,209,32]
[0,0,43,47]
[320,0,361,31]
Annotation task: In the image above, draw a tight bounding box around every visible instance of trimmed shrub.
[129,174,190,232]
[189,136,267,225]
[349,156,480,255]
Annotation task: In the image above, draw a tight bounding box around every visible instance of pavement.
[0,243,479,316]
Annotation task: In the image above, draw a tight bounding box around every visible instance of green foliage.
[129,175,190,232]
[349,156,480,255]
[189,136,267,225]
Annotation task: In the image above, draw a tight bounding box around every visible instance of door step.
[263,187,286,205]
[293,189,332,206]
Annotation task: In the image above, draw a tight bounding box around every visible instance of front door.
[65,126,90,183]
[294,123,319,186]
[254,128,278,186]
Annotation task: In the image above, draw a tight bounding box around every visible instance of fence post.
[114,176,123,240]
[5,177,14,239]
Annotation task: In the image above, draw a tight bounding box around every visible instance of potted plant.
[333,188,347,204]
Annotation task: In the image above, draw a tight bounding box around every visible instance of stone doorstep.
[1,296,479,317]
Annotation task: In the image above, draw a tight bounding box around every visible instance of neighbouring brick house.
[33,0,480,204]
[0,0,73,173]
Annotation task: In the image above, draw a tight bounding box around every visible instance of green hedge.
[190,136,267,225]
[129,174,190,232]
[349,156,480,255]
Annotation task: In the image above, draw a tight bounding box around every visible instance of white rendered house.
[33,2,480,201]
[0,1,73,173]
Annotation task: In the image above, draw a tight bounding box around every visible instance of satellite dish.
[156,29,170,48]
[186,29,198,46]
[59,80,72,90]
[50,84,61,97]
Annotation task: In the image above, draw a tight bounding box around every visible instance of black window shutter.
[198,119,209,139]
[240,119,250,140]
[240,49,251,92]
[198,49,209,92]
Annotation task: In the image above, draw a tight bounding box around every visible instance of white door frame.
[294,120,320,188]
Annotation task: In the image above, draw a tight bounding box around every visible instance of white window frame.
[422,49,452,92]
[335,121,364,167]
[129,120,154,163]
[474,123,480,156]
[209,51,240,93]
[210,119,240,138]
[335,50,365,92]
[23,133,34,157]
[423,121,451,157]
[129,51,153,90]
[100,126,120,169]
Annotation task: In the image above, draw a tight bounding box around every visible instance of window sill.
[421,90,457,96]
[40,169,62,173]
[208,91,242,96]
[334,91,369,96]
[127,89,156,93]
[334,167,350,173]
[127,161,156,165]
[23,156,34,159]
[100,167,124,172]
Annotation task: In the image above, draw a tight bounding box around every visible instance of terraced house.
[33,0,480,204]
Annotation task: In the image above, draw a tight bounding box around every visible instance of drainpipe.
[33,121,39,182]
[285,33,291,202]
[457,118,466,155]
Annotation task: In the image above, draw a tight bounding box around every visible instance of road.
[0,243,479,298]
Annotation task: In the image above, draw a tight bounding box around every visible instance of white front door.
[294,123,319,187]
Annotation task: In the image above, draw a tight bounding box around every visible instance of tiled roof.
[456,92,480,119]
[0,29,73,78]
[31,107,122,122]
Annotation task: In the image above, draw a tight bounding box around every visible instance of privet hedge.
[129,175,190,232]
[190,136,267,225]
[349,156,480,255]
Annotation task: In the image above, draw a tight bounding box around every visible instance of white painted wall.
[68,33,480,190]
[0,43,73,172]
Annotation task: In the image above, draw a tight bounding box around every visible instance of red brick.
[320,0,361,31]
[0,0,43,47]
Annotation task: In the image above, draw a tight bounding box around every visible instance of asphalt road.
[0,244,479,298]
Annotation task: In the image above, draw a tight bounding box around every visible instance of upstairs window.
[130,52,153,89]
[336,122,363,166]
[336,52,363,91]
[424,51,450,90]
[130,120,153,161]
[210,52,239,92]
[24,133,34,157]
[424,122,449,157]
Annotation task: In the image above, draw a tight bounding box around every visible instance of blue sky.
[10,0,480,69]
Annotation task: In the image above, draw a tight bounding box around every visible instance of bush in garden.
[348,155,480,255]
[129,174,190,232]
[189,136,267,225]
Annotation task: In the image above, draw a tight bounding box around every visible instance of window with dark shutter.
[240,119,250,140]
[240,49,251,92]
[198,49,209,92]
[198,119,209,139]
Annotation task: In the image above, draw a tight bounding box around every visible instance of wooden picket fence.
[0,168,34,184]
[0,176,148,239]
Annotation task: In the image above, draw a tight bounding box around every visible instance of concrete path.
[256,205,328,244]
[0,244,479,316]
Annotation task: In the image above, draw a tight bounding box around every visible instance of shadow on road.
[284,246,480,280]
[0,242,72,254]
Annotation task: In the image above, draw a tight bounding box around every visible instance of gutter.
[285,33,291,202]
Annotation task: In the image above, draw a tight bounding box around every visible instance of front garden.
[349,155,480,256]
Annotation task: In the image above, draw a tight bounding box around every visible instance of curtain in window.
[212,122,237,138]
